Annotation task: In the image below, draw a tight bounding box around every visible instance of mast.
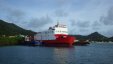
[57,20,59,25]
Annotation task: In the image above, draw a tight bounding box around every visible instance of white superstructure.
[54,23,68,35]
[34,22,68,40]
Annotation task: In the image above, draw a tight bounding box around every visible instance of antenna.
[57,19,59,25]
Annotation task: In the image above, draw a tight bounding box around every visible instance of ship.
[34,22,75,46]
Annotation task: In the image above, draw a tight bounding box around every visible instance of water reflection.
[53,47,75,64]
[0,43,113,64]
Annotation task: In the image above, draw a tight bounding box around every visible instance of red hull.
[42,35,75,46]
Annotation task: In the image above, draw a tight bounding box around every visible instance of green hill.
[109,37,113,41]
[0,20,36,36]
[71,32,109,42]
[87,32,108,41]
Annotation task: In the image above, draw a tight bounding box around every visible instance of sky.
[0,0,113,37]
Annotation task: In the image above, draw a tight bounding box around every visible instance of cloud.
[69,19,92,35]
[6,9,26,23]
[105,28,113,37]
[94,6,113,37]
[78,28,93,35]
[76,21,91,28]
[70,6,113,36]
[70,19,91,28]
[0,0,113,37]
[56,0,70,7]
[99,25,113,37]
[91,21,102,31]
[54,10,68,17]
[100,7,113,25]
[28,16,53,31]
[0,2,26,24]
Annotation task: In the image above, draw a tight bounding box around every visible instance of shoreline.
[0,42,113,47]
[90,41,113,43]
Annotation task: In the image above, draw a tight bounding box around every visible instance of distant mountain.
[71,32,109,41]
[87,32,108,41]
[109,37,113,39]
[109,37,113,41]
[0,20,36,36]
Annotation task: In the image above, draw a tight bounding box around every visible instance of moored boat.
[34,22,75,46]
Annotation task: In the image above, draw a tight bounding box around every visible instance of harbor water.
[0,43,113,64]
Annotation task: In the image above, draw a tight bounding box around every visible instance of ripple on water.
[0,43,113,64]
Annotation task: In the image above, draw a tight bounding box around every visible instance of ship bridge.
[53,22,68,35]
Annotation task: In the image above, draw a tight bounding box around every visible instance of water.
[0,43,113,64]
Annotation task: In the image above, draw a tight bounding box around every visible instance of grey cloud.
[105,29,113,37]
[0,4,26,24]
[54,10,68,17]
[100,7,113,25]
[92,21,102,30]
[0,3,28,29]
[69,19,92,35]
[71,20,91,28]
[70,19,76,26]
[56,0,70,7]
[79,28,89,32]
[76,21,91,28]
[99,26,113,37]
[28,16,53,29]
[78,28,92,35]
[73,21,90,28]
[7,9,25,23]
[92,21,101,27]
[0,2,53,31]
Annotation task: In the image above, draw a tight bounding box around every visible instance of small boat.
[74,40,90,45]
